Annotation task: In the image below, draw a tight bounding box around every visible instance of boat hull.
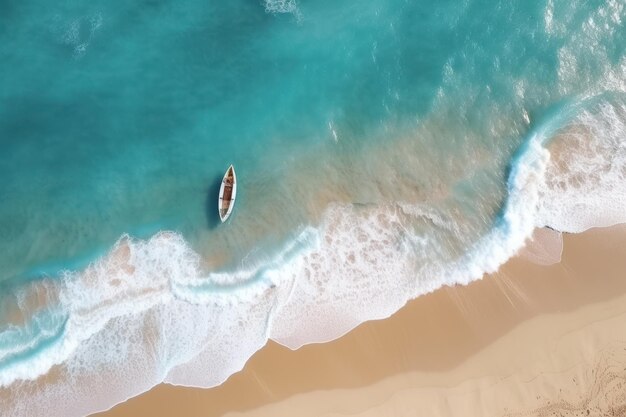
[218,165,237,222]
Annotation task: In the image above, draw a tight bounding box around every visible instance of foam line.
[2,99,626,417]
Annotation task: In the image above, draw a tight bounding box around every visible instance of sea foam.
[2,94,626,417]
[263,0,299,15]
[2,0,626,413]
[537,99,626,232]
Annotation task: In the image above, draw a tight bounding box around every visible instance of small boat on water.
[218,165,237,222]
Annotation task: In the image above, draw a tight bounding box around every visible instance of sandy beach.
[95,225,626,417]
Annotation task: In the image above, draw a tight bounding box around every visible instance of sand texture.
[95,225,626,417]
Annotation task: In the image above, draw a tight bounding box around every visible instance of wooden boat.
[218,165,237,222]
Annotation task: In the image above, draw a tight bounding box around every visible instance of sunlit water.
[0,0,625,415]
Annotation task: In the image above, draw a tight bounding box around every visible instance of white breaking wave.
[537,100,626,232]
[2,95,626,417]
[2,0,625,415]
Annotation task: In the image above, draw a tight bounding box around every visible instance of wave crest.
[2,97,626,417]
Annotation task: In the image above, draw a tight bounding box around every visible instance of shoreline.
[95,224,626,417]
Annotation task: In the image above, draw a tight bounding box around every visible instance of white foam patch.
[3,0,626,414]
[263,0,299,15]
[0,229,320,416]
[2,96,626,415]
[270,203,421,348]
[271,132,551,348]
[0,233,184,387]
[544,0,555,35]
[3,20,626,411]
[536,101,626,232]
[52,12,103,58]
[271,97,626,349]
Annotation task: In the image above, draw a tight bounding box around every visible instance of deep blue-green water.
[1,0,625,415]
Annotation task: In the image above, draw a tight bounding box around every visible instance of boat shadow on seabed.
[205,173,225,229]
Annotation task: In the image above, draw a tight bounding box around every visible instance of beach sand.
[95,225,626,417]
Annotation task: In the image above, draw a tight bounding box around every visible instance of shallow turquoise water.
[1,0,460,281]
[0,0,625,415]
[0,0,566,281]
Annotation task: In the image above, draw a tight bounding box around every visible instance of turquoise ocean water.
[1,0,626,415]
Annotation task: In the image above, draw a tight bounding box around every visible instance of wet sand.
[95,225,626,417]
